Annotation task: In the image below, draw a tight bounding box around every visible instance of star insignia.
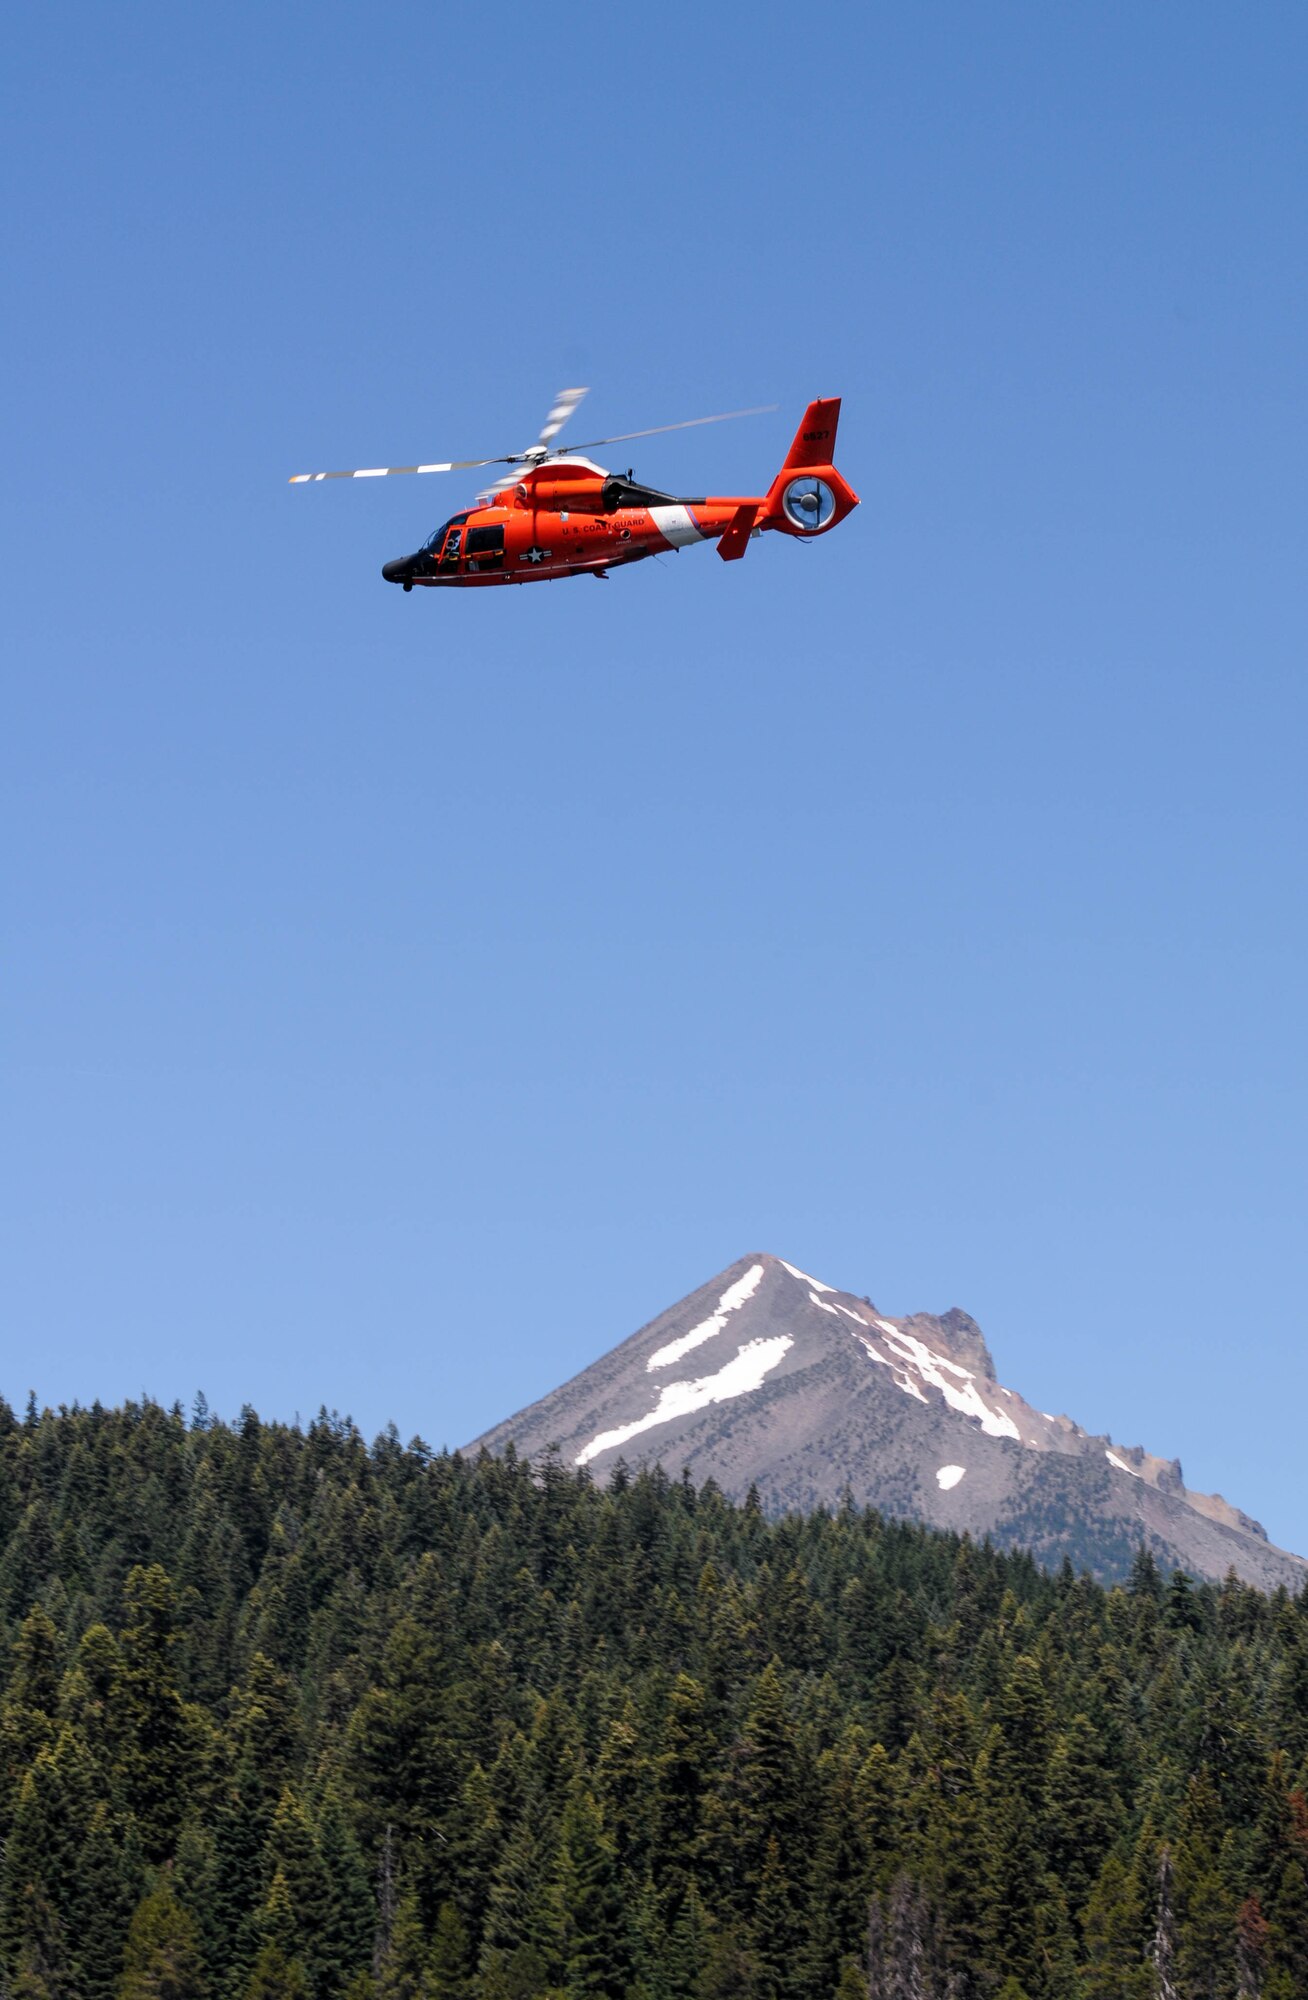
[523,546,552,565]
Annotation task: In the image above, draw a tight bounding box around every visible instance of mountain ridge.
[467,1250,1305,1589]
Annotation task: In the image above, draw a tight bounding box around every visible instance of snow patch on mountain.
[647,1264,764,1371]
[810,1293,870,1327]
[855,1338,928,1401]
[579,1334,793,1467]
[780,1260,835,1293]
[937,1465,966,1490]
[1106,1450,1140,1478]
[858,1324,1021,1440]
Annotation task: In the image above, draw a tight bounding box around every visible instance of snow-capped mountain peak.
[467,1252,1303,1589]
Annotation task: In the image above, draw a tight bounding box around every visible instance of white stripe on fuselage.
[649,504,703,548]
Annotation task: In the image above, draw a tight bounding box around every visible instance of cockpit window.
[423,512,470,553]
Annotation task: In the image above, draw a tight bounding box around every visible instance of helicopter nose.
[382,556,411,584]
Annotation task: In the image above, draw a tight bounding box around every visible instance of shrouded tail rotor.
[760,398,858,540]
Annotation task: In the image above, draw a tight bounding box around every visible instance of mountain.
[467,1251,1305,1589]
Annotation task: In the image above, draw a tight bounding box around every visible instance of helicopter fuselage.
[382,474,748,588]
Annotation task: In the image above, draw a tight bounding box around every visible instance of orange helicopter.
[289,390,857,589]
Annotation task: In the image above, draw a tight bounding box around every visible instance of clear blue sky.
[4,6,1306,1555]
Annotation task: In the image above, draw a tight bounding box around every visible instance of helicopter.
[289,390,857,589]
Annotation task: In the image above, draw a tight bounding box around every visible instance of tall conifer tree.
[117,1880,205,2000]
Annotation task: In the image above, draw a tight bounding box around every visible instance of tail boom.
[641,397,858,563]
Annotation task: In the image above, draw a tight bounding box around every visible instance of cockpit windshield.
[423,512,469,553]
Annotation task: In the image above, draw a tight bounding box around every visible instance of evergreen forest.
[1,1396,1307,2000]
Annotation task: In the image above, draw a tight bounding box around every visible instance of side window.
[465,524,505,571]
[439,527,462,568]
[466,526,505,555]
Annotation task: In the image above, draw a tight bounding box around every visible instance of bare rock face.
[466,1254,1306,1591]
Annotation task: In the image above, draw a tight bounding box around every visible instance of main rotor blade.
[288,387,590,482]
[289,455,512,483]
[535,386,589,449]
[565,404,777,453]
[288,395,773,484]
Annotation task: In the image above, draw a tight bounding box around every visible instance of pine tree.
[1237,1896,1269,2000]
[665,1882,714,2000]
[799,1743,872,1999]
[975,1735,1042,1993]
[480,1813,556,1973]
[374,1884,430,2000]
[217,1770,284,1990]
[1128,1548,1164,1606]
[0,1608,62,1829]
[749,1836,804,2000]
[115,1566,201,1861]
[834,1960,867,2000]
[372,1825,398,1979]
[551,1783,626,1999]
[243,1948,313,2000]
[1179,1860,1234,1995]
[626,1871,671,2000]
[654,1676,712,1897]
[427,1903,470,2000]
[1077,1852,1149,2000]
[172,1819,227,1997]
[317,1790,375,1997]
[697,1924,762,2000]
[117,1880,206,2000]
[58,1624,124,1779]
[1,1731,93,1965]
[1266,1861,1308,1992]
[992,1654,1051,1811]
[243,1871,313,2000]
[1031,1873,1078,2000]
[853,1745,901,1893]
[438,1762,497,1948]
[9,1605,63,1714]
[594,1696,653,1880]
[1043,1712,1121,1906]
[229,1654,303,1809]
[1250,1752,1299,1886]
[262,1789,332,1990]
[6,1887,72,2000]
[75,1802,144,2000]
[732,1663,808,1896]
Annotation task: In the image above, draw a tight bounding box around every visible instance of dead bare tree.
[1151,1846,1180,2000]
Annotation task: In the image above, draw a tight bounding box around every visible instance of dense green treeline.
[1,1396,1306,2000]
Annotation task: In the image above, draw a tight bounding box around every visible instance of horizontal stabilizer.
[717,503,759,561]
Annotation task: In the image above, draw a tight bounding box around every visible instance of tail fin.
[761,397,858,536]
[781,398,841,470]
